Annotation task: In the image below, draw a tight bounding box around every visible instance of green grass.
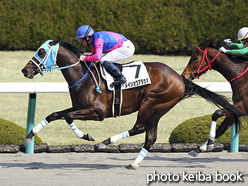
[0,51,230,145]
[0,118,43,145]
[169,114,248,145]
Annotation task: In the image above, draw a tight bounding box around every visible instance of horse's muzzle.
[188,74,195,81]
[21,68,37,79]
[21,68,28,77]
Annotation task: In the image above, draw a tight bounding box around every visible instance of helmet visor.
[241,39,248,45]
[79,38,85,43]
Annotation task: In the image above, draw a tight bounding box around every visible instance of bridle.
[30,57,45,75]
[192,47,221,79]
[30,40,80,75]
[193,46,248,83]
[29,40,101,93]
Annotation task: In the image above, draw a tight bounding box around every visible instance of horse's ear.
[206,38,215,46]
[49,38,61,46]
[210,37,224,49]
[200,38,216,49]
[199,38,215,48]
[207,38,215,47]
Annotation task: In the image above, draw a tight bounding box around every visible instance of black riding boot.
[103,61,126,86]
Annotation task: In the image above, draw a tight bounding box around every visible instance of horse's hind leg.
[98,92,176,147]
[99,121,146,146]
[98,106,149,148]
[127,111,164,170]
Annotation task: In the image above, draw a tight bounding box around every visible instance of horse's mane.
[59,40,84,58]
[198,38,220,50]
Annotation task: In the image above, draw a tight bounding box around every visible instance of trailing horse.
[22,39,245,169]
[182,38,248,156]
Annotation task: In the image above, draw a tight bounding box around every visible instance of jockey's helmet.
[237,27,248,41]
[76,25,94,39]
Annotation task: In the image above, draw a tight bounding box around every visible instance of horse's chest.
[70,93,90,109]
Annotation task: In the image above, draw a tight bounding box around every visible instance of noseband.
[30,58,45,75]
[193,47,221,79]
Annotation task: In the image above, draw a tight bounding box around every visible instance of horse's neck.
[57,48,88,88]
[210,50,247,82]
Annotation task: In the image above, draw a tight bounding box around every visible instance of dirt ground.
[0,151,247,186]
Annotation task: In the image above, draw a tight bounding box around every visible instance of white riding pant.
[99,40,135,64]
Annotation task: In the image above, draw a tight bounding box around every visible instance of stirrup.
[111,77,126,86]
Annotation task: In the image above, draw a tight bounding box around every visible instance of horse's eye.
[38,49,46,58]
[193,57,198,61]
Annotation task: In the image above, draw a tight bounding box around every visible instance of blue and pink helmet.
[76,25,94,39]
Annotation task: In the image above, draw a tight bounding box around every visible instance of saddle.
[100,61,151,117]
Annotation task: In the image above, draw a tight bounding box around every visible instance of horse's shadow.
[0,154,247,170]
[0,161,122,170]
[112,155,248,169]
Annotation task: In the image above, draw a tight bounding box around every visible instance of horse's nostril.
[21,68,28,76]
[22,69,26,73]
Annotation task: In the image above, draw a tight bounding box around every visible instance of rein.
[68,62,102,94]
[68,62,92,89]
[194,47,221,79]
[43,60,81,71]
[229,66,248,83]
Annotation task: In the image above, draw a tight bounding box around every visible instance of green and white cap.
[237,27,248,41]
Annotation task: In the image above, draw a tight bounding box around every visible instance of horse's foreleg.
[203,116,235,152]
[189,108,234,157]
[24,108,75,146]
[24,107,98,146]
[203,101,246,153]
[200,110,225,152]
[63,107,103,141]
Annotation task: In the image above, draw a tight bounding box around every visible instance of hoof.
[188,150,198,157]
[87,133,95,141]
[24,138,33,147]
[125,164,137,170]
[207,144,214,151]
[97,143,107,150]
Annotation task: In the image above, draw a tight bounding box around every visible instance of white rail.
[195,82,232,93]
[0,82,238,153]
[0,82,232,93]
[0,82,69,93]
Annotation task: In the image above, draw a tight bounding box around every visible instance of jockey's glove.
[219,46,228,53]
[224,39,232,47]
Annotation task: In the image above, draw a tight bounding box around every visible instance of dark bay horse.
[182,38,248,156]
[22,39,245,169]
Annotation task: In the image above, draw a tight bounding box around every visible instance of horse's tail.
[181,77,246,133]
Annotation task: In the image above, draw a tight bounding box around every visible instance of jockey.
[220,27,248,56]
[76,25,135,86]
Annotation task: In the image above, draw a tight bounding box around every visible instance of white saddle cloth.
[101,61,151,91]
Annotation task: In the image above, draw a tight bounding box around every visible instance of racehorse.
[22,39,245,169]
[182,38,248,156]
